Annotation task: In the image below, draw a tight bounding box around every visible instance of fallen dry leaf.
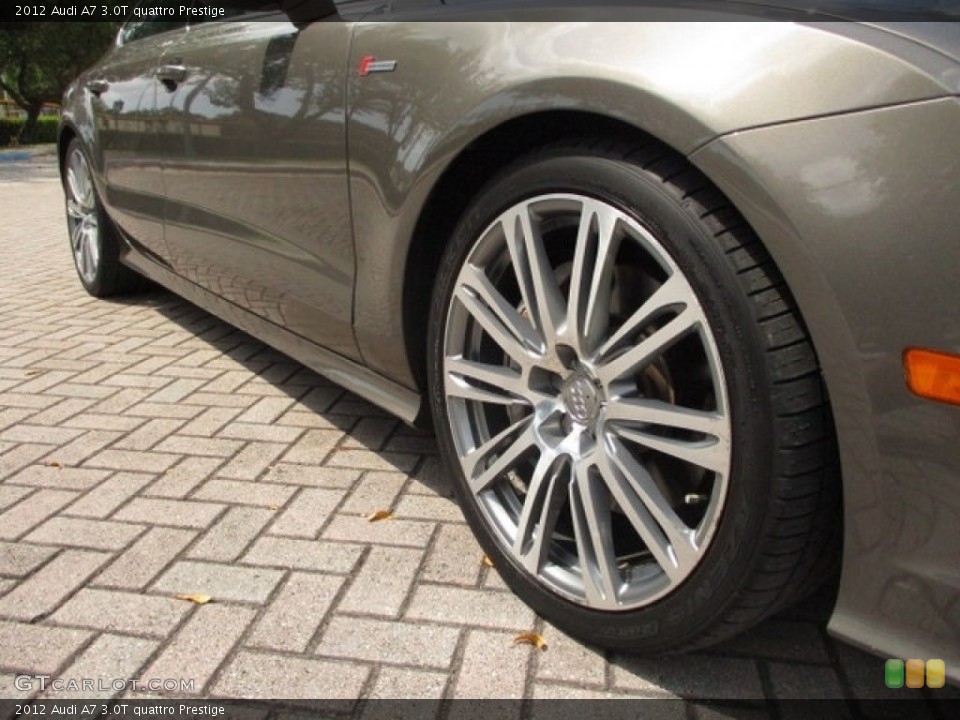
[367,509,392,522]
[482,555,494,568]
[43,460,64,469]
[174,593,213,605]
[513,632,548,652]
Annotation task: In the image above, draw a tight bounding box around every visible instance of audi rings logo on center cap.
[564,375,600,424]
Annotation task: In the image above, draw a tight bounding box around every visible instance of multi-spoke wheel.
[62,139,144,297]
[428,143,839,651]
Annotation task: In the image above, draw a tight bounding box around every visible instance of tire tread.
[558,138,841,652]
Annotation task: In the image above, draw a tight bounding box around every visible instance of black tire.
[62,138,146,298]
[427,140,840,652]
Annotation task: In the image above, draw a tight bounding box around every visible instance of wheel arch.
[401,110,687,410]
[57,123,78,180]
[399,109,841,440]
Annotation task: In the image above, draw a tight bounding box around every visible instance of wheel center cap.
[562,373,602,424]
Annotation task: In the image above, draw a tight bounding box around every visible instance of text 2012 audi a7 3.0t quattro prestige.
[59,0,959,680]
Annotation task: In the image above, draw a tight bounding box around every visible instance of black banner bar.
[1,0,959,24]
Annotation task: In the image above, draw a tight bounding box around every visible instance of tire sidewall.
[428,150,778,650]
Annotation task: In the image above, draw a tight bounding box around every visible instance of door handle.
[156,64,188,90]
[86,79,109,96]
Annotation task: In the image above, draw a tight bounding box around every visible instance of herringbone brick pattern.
[0,149,950,709]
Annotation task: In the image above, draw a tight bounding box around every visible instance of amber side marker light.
[904,348,960,406]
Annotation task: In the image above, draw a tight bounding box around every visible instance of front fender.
[345,19,954,385]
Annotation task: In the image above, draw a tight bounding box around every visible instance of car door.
[88,12,188,262]
[157,1,361,361]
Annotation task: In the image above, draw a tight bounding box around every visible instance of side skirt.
[120,250,423,425]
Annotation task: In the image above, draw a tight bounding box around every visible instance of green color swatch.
[885,659,905,688]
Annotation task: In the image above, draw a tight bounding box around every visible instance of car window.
[197,1,280,19]
[118,0,343,43]
[119,2,191,45]
[120,21,186,45]
[213,0,338,19]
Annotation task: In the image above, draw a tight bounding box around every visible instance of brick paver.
[0,149,952,710]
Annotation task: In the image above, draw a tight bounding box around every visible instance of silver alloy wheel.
[442,194,731,611]
[65,147,100,286]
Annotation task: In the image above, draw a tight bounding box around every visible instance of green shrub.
[0,118,21,146]
[0,116,59,146]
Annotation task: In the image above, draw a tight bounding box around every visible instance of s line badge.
[359,56,398,76]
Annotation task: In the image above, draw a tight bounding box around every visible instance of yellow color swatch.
[926,659,945,689]
[905,659,925,688]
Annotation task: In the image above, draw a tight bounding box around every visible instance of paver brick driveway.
[0,148,953,713]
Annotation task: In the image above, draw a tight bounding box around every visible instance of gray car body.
[59,1,960,680]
